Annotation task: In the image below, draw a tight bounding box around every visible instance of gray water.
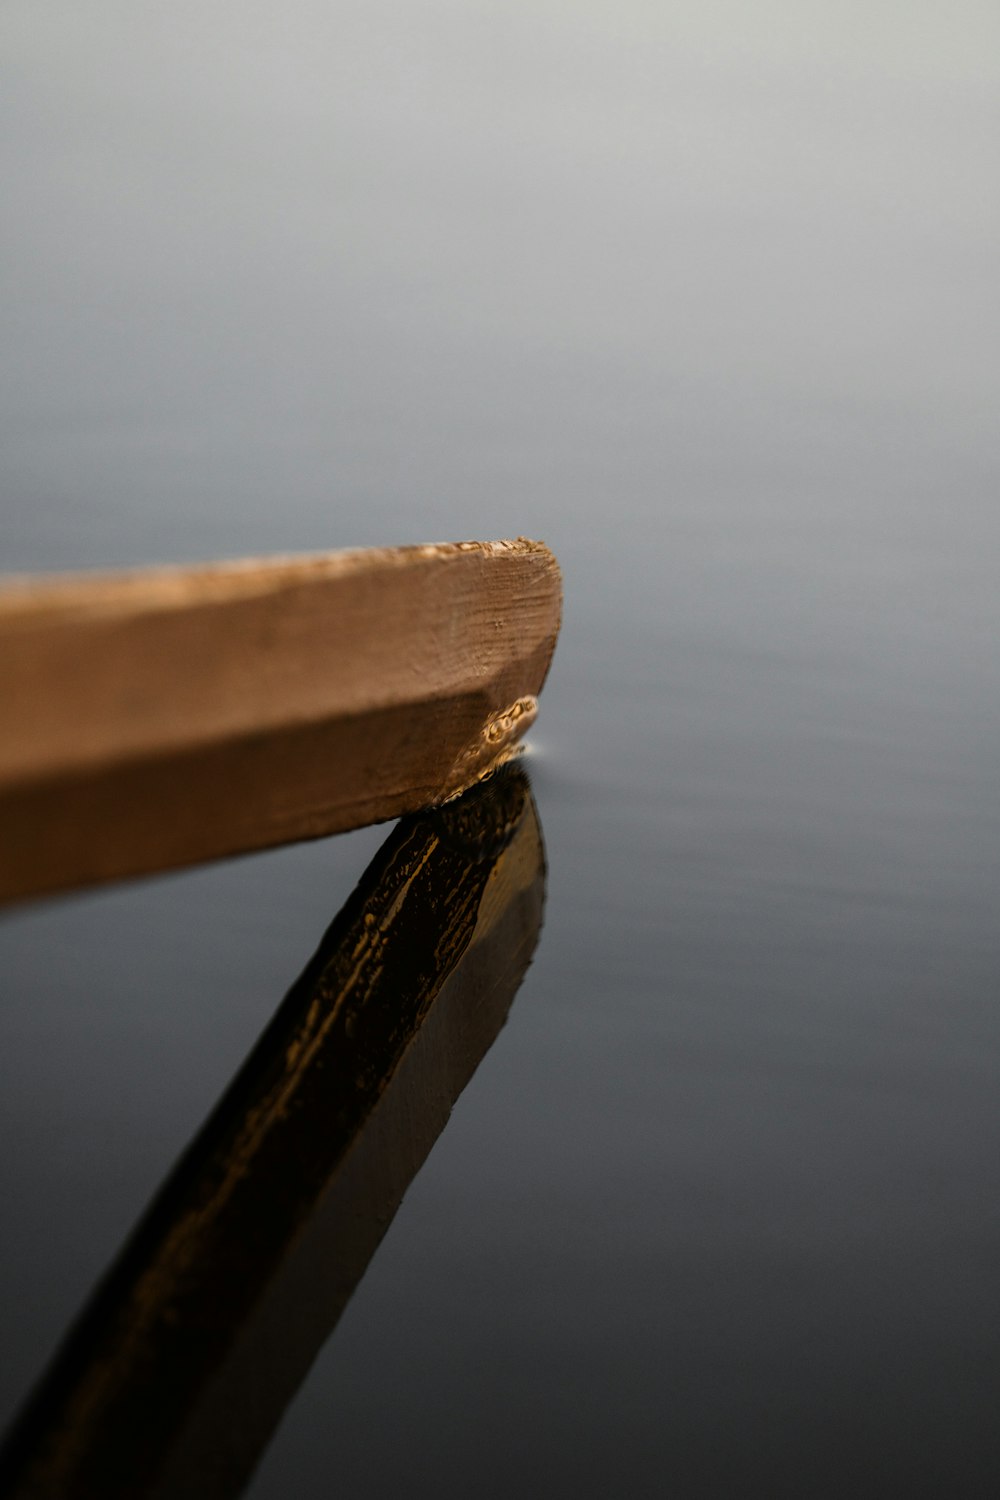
[2,3,1000,1494]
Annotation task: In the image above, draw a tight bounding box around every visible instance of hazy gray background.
[2,3,999,1495]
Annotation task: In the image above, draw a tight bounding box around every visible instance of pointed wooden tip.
[0,539,562,903]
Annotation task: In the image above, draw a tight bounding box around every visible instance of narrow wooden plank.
[0,538,561,903]
[0,767,545,1500]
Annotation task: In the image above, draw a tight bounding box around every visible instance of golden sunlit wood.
[0,539,561,903]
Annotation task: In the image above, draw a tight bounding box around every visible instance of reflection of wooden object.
[0,539,561,904]
[0,768,545,1500]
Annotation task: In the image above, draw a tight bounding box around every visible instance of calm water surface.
[2,3,999,1495]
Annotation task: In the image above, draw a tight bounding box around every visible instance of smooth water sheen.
[2,4,999,1495]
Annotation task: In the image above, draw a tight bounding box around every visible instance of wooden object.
[0,539,561,904]
[0,767,545,1500]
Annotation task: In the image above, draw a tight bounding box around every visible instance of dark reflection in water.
[0,768,544,1500]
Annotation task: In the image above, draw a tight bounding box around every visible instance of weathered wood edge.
[0,538,562,903]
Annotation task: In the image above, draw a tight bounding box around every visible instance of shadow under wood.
[0,766,545,1500]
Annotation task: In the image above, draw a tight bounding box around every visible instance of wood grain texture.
[0,769,545,1500]
[0,538,561,903]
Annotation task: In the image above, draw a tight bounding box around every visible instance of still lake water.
[2,3,999,1494]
